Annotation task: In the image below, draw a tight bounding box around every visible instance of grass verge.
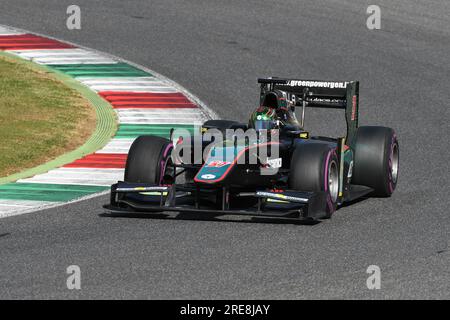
[0,55,96,177]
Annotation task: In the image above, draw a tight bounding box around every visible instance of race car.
[103,77,399,221]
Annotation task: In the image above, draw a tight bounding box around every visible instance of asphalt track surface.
[0,0,449,299]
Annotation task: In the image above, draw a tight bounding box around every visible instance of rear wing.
[258,77,359,147]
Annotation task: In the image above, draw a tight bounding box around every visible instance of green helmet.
[249,106,278,130]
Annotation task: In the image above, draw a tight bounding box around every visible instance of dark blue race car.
[104,77,399,221]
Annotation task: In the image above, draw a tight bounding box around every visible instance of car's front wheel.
[124,135,173,184]
[288,143,339,218]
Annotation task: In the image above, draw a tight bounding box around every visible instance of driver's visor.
[255,120,273,130]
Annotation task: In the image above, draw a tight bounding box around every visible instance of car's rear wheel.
[352,126,399,196]
[289,143,339,218]
[124,135,173,184]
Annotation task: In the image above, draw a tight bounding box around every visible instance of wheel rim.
[390,143,399,184]
[328,160,339,203]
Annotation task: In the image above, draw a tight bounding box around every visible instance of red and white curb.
[0,25,216,218]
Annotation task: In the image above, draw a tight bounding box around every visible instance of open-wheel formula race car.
[104,77,399,221]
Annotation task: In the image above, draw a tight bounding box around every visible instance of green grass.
[0,55,96,177]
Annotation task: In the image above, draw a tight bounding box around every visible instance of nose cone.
[194,144,243,184]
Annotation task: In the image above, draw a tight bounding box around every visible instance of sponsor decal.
[256,191,309,203]
[141,192,168,196]
[207,161,231,168]
[267,198,289,203]
[299,132,309,139]
[351,95,357,121]
[347,161,354,178]
[284,80,348,89]
[116,186,169,192]
[200,174,216,180]
[266,157,282,169]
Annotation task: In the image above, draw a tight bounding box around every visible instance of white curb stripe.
[0,200,55,217]
[116,109,206,124]
[78,77,160,84]
[77,77,178,92]
[31,167,125,173]
[0,26,24,36]
[116,108,203,114]
[9,49,105,56]
[17,176,124,187]
[118,112,205,125]
[90,85,178,93]
[36,58,116,65]
[95,139,136,154]
[19,168,125,176]
[118,118,204,125]
[18,168,125,186]
[0,199,54,208]
[8,48,117,64]
[116,112,204,118]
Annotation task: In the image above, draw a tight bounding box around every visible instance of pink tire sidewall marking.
[159,143,174,185]
[324,149,337,214]
[387,133,398,194]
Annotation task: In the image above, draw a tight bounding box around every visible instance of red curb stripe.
[112,101,194,106]
[98,91,198,109]
[63,153,127,169]
[0,34,74,50]
[110,103,197,109]
[0,45,73,50]
[63,163,125,169]
[104,96,190,102]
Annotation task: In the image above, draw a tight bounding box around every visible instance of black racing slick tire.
[352,126,399,197]
[289,143,339,218]
[124,135,173,184]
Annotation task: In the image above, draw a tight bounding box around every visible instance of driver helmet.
[249,106,278,131]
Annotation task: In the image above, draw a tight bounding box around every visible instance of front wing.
[103,182,330,220]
